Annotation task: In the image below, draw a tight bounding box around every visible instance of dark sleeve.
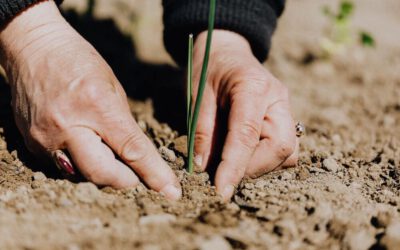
[0,0,63,25]
[162,0,285,66]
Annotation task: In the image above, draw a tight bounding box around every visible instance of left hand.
[192,30,298,201]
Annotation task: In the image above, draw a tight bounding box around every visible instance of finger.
[273,138,299,172]
[193,87,218,171]
[100,116,182,200]
[214,92,265,201]
[246,100,297,177]
[66,128,140,188]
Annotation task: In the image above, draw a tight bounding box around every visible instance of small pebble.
[199,236,232,250]
[74,182,100,204]
[244,183,254,190]
[32,172,47,182]
[137,120,147,131]
[344,229,374,250]
[139,214,176,226]
[66,244,81,250]
[255,180,267,189]
[159,146,176,162]
[226,203,240,213]
[374,211,392,228]
[331,134,342,145]
[173,136,188,157]
[381,220,400,250]
[280,171,293,180]
[58,197,74,207]
[322,158,340,173]
[31,181,41,189]
[10,150,18,160]
[0,140,6,150]
[16,186,29,195]
[274,219,298,238]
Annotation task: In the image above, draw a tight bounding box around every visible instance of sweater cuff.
[163,0,284,66]
[0,0,63,25]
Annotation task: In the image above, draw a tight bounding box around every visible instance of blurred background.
[61,0,400,64]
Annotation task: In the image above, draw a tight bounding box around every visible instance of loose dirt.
[0,0,399,249]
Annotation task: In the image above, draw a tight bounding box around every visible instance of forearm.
[162,0,286,66]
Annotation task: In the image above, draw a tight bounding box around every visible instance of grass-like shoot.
[186,0,216,173]
[187,34,193,155]
[321,1,375,56]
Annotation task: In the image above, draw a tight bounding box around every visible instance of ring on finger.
[295,122,305,138]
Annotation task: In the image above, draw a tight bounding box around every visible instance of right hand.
[0,0,181,200]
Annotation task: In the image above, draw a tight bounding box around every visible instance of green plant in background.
[321,1,375,56]
[186,0,216,173]
[359,31,375,47]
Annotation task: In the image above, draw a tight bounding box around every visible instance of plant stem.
[187,34,194,154]
[187,0,216,173]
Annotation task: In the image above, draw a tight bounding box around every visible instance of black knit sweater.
[0,0,285,65]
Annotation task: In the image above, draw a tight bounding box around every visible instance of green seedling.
[187,34,193,155]
[321,1,375,56]
[186,0,216,173]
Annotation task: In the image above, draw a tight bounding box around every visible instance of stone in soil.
[32,172,47,181]
[381,220,400,250]
[199,236,232,250]
[322,158,340,173]
[74,182,100,204]
[172,136,187,157]
[139,214,176,226]
[159,146,176,162]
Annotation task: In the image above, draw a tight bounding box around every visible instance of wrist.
[0,0,67,71]
[195,30,253,58]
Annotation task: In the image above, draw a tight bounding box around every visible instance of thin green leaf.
[187,0,216,173]
[187,34,194,153]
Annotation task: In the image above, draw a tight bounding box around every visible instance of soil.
[0,0,399,249]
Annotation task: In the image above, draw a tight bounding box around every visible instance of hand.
[192,30,298,201]
[0,1,181,200]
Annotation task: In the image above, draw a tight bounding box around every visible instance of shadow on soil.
[0,9,186,178]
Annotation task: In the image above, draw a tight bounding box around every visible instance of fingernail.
[160,184,182,201]
[53,150,75,175]
[58,156,75,175]
[194,154,203,167]
[220,185,235,202]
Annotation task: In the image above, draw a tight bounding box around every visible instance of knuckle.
[194,130,211,147]
[45,113,66,132]
[77,77,112,106]
[34,104,67,132]
[81,82,104,102]
[119,132,150,164]
[234,120,260,150]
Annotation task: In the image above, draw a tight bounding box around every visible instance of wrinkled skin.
[0,0,297,201]
[192,31,298,199]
